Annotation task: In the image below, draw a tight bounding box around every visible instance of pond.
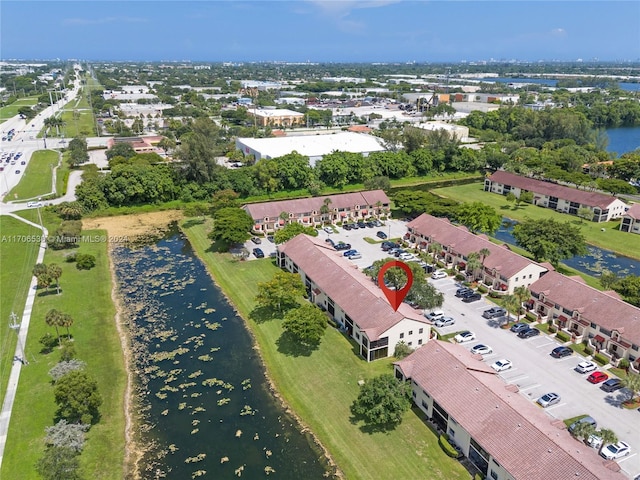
[111,225,330,479]
[495,219,640,278]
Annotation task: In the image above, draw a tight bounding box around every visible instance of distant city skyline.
[2,1,639,63]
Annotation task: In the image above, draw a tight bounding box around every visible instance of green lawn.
[0,216,41,407]
[7,150,59,201]
[182,218,469,480]
[0,230,126,480]
[0,96,39,122]
[432,182,640,260]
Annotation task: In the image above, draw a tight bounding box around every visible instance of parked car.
[325,238,335,247]
[586,434,603,449]
[14,170,20,174]
[425,310,445,321]
[601,378,623,393]
[343,249,358,257]
[323,226,333,233]
[20,160,25,165]
[491,359,513,372]
[399,252,415,261]
[551,346,573,358]
[600,441,631,460]
[569,416,597,434]
[376,231,388,239]
[343,224,352,231]
[575,361,597,374]
[518,328,540,339]
[470,344,493,355]
[454,331,475,343]
[267,236,274,243]
[462,293,482,303]
[587,372,609,384]
[357,221,367,228]
[431,270,447,280]
[456,287,474,298]
[381,241,398,251]
[482,307,507,319]
[251,236,262,244]
[365,222,375,228]
[434,316,455,328]
[334,242,351,251]
[252,248,265,258]
[348,253,362,260]
[510,323,530,334]
[537,392,561,408]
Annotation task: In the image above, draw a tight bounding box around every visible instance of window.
[418,339,423,345]
[399,333,404,339]
[419,328,423,334]
[490,471,498,480]
[448,428,455,438]
[408,342,412,346]
[600,328,611,337]
[515,277,519,282]
[409,330,413,336]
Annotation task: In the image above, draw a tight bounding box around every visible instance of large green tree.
[53,370,103,425]
[255,271,306,315]
[512,218,587,266]
[454,202,502,234]
[209,207,253,248]
[282,303,327,346]
[35,446,82,480]
[273,222,318,244]
[350,374,412,429]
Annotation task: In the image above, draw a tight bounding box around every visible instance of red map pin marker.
[377,260,414,312]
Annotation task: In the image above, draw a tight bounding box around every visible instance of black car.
[252,248,265,258]
[376,231,388,239]
[357,221,367,229]
[381,241,398,251]
[343,224,352,231]
[462,293,482,303]
[601,378,623,393]
[518,328,540,339]
[334,242,352,251]
[455,287,474,298]
[267,236,274,243]
[510,322,529,333]
[325,238,335,246]
[551,346,573,358]
[251,236,262,244]
[482,307,507,319]
[366,222,375,228]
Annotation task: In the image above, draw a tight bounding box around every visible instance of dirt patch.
[83,211,184,240]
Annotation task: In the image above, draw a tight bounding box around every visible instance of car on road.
[575,361,597,374]
[470,344,493,355]
[462,293,482,303]
[454,331,476,343]
[251,236,262,244]
[343,249,358,257]
[587,371,609,384]
[27,201,42,208]
[482,307,507,319]
[510,323,529,334]
[434,316,455,328]
[376,231,388,239]
[537,392,561,408]
[601,378,623,393]
[551,346,573,358]
[425,310,445,321]
[20,161,25,165]
[600,441,630,460]
[323,226,333,233]
[14,170,20,174]
[252,248,264,258]
[334,242,352,251]
[518,327,541,339]
[491,359,513,372]
[431,270,448,280]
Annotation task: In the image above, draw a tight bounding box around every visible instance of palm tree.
[502,295,520,325]
[47,264,63,295]
[466,252,482,281]
[597,429,618,457]
[479,247,491,266]
[45,308,62,344]
[320,198,332,224]
[428,241,442,263]
[513,286,530,321]
[621,373,640,404]
[279,211,290,227]
[571,421,596,443]
[59,313,74,338]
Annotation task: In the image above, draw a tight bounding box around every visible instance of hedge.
[438,434,460,458]
[525,311,537,322]
[477,284,488,294]
[593,353,609,366]
[556,331,571,343]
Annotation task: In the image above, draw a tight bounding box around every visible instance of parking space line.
[545,402,566,411]
[617,453,637,464]
[556,356,575,363]
[519,384,540,392]
[536,342,555,348]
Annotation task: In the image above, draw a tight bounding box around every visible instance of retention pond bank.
[111,225,329,478]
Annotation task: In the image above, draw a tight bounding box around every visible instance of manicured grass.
[563,414,588,427]
[608,368,628,380]
[7,150,59,201]
[432,182,640,260]
[0,96,39,122]
[1,231,126,480]
[182,218,469,480]
[569,342,590,356]
[0,216,41,406]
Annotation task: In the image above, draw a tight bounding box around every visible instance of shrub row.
[593,353,609,366]
[438,434,460,458]
[556,331,571,343]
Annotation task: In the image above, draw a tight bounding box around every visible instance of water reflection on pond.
[112,226,329,479]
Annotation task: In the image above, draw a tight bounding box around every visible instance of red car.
[587,372,608,384]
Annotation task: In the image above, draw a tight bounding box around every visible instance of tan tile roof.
[530,271,640,343]
[625,203,640,220]
[395,341,627,480]
[407,214,545,279]
[244,190,390,221]
[489,171,623,210]
[278,234,426,340]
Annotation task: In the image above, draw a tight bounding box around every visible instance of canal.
[111,226,330,479]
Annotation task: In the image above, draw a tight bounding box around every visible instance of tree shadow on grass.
[348,412,400,434]
[249,305,280,324]
[276,331,317,357]
[182,218,206,229]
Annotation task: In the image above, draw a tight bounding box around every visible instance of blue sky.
[2,1,639,62]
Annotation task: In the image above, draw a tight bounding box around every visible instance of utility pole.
[9,312,27,365]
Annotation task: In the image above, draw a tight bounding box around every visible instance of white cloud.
[305,0,401,33]
[63,16,148,26]
[550,27,567,37]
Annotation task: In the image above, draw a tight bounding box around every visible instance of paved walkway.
[0,213,48,468]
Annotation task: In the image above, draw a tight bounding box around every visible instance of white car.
[575,361,596,374]
[431,270,448,280]
[454,331,475,343]
[600,441,631,460]
[470,344,493,355]
[536,392,561,408]
[398,252,415,261]
[434,316,455,327]
[425,310,445,321]
[491,359,513,372]
[348,253,362,260]
[323,227,333,233]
